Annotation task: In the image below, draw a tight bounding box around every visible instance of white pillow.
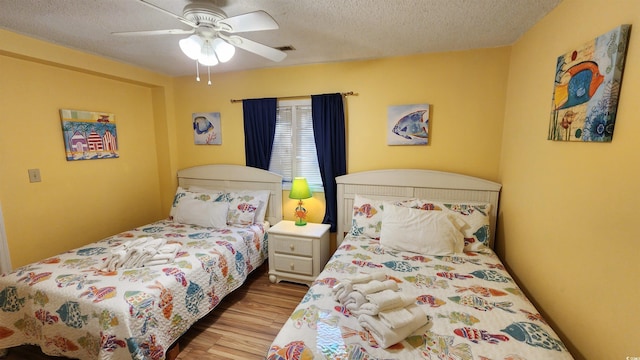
[380,203,465,255]
[174,198,229,228]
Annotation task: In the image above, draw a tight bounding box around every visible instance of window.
[269,99,323,190]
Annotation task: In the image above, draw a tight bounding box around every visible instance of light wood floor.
[3,263,308,360]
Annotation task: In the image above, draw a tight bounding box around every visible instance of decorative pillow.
[188,185,225,194]
[231,190,270,223]
[225,191,263,226]
[174,198,229,228]
[380,203,465,255]
[169,187,224,220]
[398,199,492,251]
[349,194,385,239]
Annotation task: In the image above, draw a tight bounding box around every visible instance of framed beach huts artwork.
[548,24,630,142]
[387,104,430,145]
[193,112,221,145]
[60,109,118,161]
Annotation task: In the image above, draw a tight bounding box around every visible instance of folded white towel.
[379,304,421,329]
[344,291,366,310]
[332,272,386,301]
[103,237,170,270]
[359,305,430,348]
[351,291,414,316]
[142,243,181,267]
[353,279,398,295]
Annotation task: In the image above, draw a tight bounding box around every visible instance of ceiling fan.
[113,0,287,75]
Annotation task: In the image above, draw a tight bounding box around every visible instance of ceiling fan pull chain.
[196,60,201,82]
[207,66,212,86]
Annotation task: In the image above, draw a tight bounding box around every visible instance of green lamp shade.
[289,177,312,200]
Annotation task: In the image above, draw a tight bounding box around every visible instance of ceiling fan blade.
[137,0,197,28]
[219,11,279,33]
[224,35,287,62]
[112,29,195,36]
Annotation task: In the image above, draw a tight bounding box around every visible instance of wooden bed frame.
[336,169,501,248]
[177,164,283,224]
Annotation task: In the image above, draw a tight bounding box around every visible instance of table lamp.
[289,177,312,226]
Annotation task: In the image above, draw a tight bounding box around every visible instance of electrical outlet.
[28,169,41,183]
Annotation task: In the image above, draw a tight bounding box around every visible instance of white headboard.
[177,164,283,225]
[336,169,501,248]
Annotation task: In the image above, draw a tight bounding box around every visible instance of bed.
[0,164,282,360]
[267,169,574,360]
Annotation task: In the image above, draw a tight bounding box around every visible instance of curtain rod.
[230,91,356,103]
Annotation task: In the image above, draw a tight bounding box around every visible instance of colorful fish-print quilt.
[267,236,574,360]
[0,219,268,360]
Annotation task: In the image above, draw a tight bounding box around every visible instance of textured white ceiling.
[0,0,562,77]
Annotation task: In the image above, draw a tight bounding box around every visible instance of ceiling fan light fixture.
[179,34,204,60]
[198,39,219,66]
[212,38,235,63]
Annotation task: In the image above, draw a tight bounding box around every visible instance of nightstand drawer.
[273,254,313,275]
[272,235,313,257]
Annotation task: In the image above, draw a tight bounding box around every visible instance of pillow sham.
[349,194,385,239]
[226,192,264,226]
[380,203,465,255]
[231,190,270,224]
[398,199,492,251]
[169,187,224,220]
[174,198,229,228]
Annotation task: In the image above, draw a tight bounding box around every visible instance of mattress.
[0,219,268,360]
[267,235,574,360]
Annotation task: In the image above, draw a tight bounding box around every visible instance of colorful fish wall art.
[193,112,222,145]
[387,104,430,145]
[548,24,630,142]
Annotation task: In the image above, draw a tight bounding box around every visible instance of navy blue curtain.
[242,98,277,170]
[312,93,347,232]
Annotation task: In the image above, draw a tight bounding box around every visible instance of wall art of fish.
[501,321,567,351]
[56,301,89,328]
[454,327,509,344]
[392,110,428,140]
[0,286,26,312]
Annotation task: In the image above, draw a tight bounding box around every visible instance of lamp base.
[294,201,308,226]
[294,218,307,226]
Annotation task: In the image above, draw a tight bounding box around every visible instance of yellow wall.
[499,0,640,358]
[172,49,510,182]
[6,2,637,356]
[0,30,177,267]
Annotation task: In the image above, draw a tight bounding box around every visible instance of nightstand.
[268,220,331,286]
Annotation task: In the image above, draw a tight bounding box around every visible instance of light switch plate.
[28,169,41,183]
